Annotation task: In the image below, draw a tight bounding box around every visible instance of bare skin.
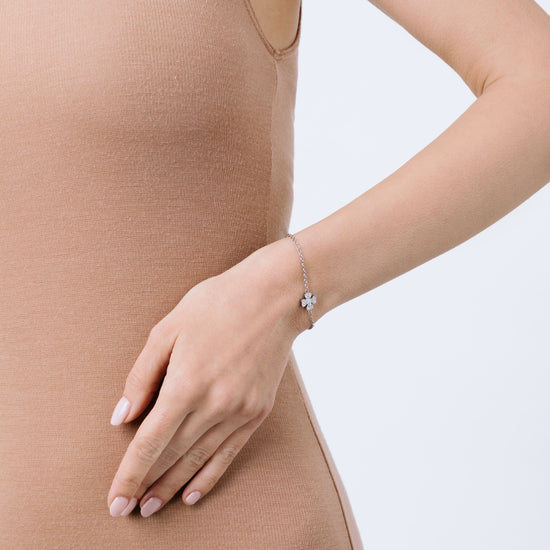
[107,0,550,518]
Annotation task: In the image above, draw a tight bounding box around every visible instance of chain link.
[286,233,316,329]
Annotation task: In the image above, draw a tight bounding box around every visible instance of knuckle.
[183,447,211,470]
[125,368,147,394]
[157,444,181,470]
[153,404,176,430]
[208,400,231,420]
[171,374,206,403]
[168,384,203,413]
[148,321,168,342]
[259,395,275,419]
[189,380,209,403]
[158,376,185,404]
[218,444,240,465]
[201,471,219,491]
[244,400,261,419]
[207,391,234,419]
[133,435,161,464]
[239,395,264,419]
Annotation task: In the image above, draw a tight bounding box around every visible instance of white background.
[290,1,550,548]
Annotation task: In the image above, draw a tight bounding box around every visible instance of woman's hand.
[107,241,305,518]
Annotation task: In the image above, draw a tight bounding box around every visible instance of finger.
[133,406,221,499]
[110,320,178,426]
[138,417,252,517]
[133,372,258,497]
[181,417,264,506]
[107,392,191,516]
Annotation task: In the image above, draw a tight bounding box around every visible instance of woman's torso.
[0,2,364,548]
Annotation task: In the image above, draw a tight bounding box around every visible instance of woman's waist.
[0,177,271,324]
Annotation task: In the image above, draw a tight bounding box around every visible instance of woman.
[1,0,549,548]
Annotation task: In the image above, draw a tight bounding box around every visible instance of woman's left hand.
[107,241,304,518]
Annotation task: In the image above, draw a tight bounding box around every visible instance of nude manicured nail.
[110,496,129,517]
[185,491,201,505]
[141,497,163,517]
[110,396,130,425]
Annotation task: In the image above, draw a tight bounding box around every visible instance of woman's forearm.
[256,74,550,336]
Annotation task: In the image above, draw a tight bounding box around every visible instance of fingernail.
[110,396,131,426]
[185,491,201,505]
[141,497,163,517]
[120,497,138,516]
[110,496,129,517]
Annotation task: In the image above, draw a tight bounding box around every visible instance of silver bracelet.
[286,232,317,330]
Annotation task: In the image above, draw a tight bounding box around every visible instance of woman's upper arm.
[366,0,550,96]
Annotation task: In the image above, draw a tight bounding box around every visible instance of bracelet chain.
[286,233,316,330]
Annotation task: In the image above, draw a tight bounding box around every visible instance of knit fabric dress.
[0,1,363,547]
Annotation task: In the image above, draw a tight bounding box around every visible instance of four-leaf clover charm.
[301,291,316,311]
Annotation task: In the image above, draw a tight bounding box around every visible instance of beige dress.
[0,1,363,547]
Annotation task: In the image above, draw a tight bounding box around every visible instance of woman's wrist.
[245,234,332,338]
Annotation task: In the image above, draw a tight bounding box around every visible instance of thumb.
[110,320,178,425]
